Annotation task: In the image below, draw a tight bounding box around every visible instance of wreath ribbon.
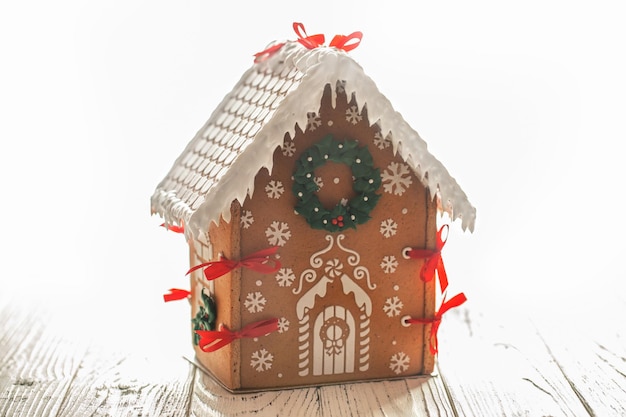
[405,292,467,355]
[406,225,449,292]
[254,22,362,62]
[195,318,279,352]
[186,246,281,281]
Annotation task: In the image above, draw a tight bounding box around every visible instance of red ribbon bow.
[163,288,191,302]
[186,246,281,281]
[405,292,467,355]
[160,222,185,234]
[406,225,449,292]
[195,318,279,352]
[254,22,362,62]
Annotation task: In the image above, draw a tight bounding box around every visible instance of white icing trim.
[175,43,474,237]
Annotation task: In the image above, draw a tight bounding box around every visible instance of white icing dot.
[253,338,259,342]
[327,121,333,126]
[338,144,343,149]
[323,219,328,224]
[298,192,303,197]
[314,207,319,212]
[364,196,369,201]
[256,280,262,287]
[324,154,329,159]
[307,156,313,162]
[356,158,361,163]
[392,340,397,345]
[351,215,356,220]
[402,208,408,214]
[368,179,374,184]
[394,285,400,291]
[278,373,283,378]
[306,173,311,178]
[333,177,340,184]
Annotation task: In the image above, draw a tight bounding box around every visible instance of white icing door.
[312,304,356,376]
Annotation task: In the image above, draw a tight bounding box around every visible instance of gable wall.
[236,82,436,389]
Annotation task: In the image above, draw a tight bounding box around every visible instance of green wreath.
[191,289,217,346]
[293,134,381,232]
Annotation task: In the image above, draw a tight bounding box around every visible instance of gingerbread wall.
[191,204,243,390]
[234,82,437,389]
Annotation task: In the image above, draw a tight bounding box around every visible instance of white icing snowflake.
[380,218,398,238]
[275,268,296,287]
[265,180,285,199]
[345,105,362,125]
[277,317,290,333]
[324,259,344,278]
[373,132,391,150]
[244,292,267,313]
[265,221,291,246]
[389,352,410,375]
[381,162,413,196]
[380,255,399,274]
[383,296,404,317]
[282,140,296,157]
[240,210,254,229]
[307,112,322,131]
[314,176,324,189]
[251,348,274,372]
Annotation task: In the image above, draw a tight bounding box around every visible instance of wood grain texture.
[533,298,626,417]
[1,294,625,417]
[0,302,88,417]
[437,307,593,417]
[55,349,195,417]
[189,369,455,417]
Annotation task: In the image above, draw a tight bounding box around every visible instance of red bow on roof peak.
[254,22,363,62]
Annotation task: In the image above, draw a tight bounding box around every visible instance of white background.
[1,0,625,336]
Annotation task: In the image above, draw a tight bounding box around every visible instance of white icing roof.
[151,41,476,238]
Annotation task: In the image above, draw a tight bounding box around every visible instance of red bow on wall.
[195,318,279,352]
[405,292,467,355]
[160,222,185,234]
[163,288,191,302]
[406,225,450,292]
[187,246,281,281]
[254,22,363,62]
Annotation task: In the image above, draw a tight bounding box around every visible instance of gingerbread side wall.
[421,194,438,374]
[190,201,242,390]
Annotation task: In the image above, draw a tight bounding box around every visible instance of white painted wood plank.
[56,348,195,417]
[0,297,196,417]
[0,301,88,417]
[437,307,592,417]
[533,297,626,416]
[189,366,455,416]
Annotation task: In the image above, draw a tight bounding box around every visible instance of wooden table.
[1,291,624,417]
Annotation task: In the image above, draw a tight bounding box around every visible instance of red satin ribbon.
[186,246,281,281]
[163,288,191,302]
[254,22,362,62]
[196,318,279,352]
[406,292,467,355]
[293,22,325,49]
[406,225,449,292]
[160,223,185,234]
[329,31,363,52]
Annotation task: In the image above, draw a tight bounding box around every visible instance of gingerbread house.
[152,24,475,392]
